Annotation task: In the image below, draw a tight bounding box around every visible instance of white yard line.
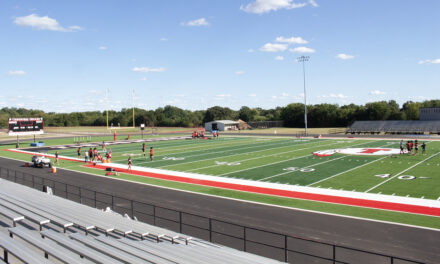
[365,151,440,193]
[133,137,305,166]
[184,140,347,173]
[216,139,377,176]
[305,142,397,187]
[259,156,346,181]
[160,139,330,169]
[107,137,252,157]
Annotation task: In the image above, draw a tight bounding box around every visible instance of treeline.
[0,100,439,128]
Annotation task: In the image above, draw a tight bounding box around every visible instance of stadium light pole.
[132,88,135,128]
[106,88,109,129]
[297,56,309,136]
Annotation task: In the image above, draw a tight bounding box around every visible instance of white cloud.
[309,0,319,7]
[370,90,386,95]
[336,53,354,60]
[418,59,440,64]
[8,70,26,76]
[260,43,288,52]
[160,37,168,41]
[132,67,166,73]
[275,55,284,60]
[98,46,107,50]
[320,93,348,99]
[248,49,255,53]
[235,71,245,75]
[140,77,147,81]
[215,94,231,99]
[248,93,257,97]
[240,0,308,14]
[14,14,82,32]
[181,18,209,27]
[276,36,308,44]
[290,46,315,53]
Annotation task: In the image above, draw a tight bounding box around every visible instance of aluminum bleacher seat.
[0,205,24,227]
[0,231,54,263]
[40,229,124,264]
[8,226,84,264]
[348,120,440,134]
[0,178,284,264]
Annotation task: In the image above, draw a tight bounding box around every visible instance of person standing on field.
[84,150,89,163]
[127,157,132,171]
[142,143,146,157]
[399,140,404,155]
[150,147,154,161]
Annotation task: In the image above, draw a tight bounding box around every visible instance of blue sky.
[1,0,439,113]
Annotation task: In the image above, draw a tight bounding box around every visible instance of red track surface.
[86,163,440,218]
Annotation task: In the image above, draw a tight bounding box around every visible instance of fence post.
[209,218,212,242]
[153,205,156,225]
[179,212,182,233]
[285,235,288,262]
[333,244,336,264]
[243,227,247,252]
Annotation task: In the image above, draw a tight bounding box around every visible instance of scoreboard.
[8,118,44,135]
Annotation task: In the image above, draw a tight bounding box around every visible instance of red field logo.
[313,148,402,157]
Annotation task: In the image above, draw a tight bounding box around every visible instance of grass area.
[1,135,439,229]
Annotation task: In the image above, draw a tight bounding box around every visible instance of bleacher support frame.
[0,166,426,264]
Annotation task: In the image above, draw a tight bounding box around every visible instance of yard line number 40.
[374,174,428,180]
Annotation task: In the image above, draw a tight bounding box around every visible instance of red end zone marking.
[86,163,440,217]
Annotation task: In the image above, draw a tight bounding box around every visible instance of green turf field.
[47,136,440,200]
[1,135,440,229]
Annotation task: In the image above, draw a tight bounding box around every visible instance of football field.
[49,136,440,200]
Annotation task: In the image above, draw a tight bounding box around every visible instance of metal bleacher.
[0,178,283,264]
[347,120,440,134]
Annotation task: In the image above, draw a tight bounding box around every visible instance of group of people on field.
[400,139,426,155]
[77,142,113,163]
[192,130,205,139]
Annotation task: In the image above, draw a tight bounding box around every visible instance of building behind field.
[205,120,239,132]
[420,107,440,121]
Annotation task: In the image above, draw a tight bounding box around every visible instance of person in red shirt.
[93,148,98,161]
[106,152,112,163]
[142,143,146,157]
[150,147,154,161]
[77,147,81,158]
[55,151,59,165]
